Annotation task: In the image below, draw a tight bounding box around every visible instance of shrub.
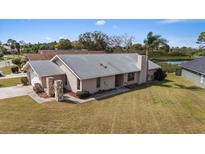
[12,58,22,66]
[76,91,90,99]
[33,83,44,94]
[154,68,167,81]
[11,66,19,73]
[21,77,29,85]
[160,63,179,73]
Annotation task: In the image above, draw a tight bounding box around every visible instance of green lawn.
[1,54,22,61]
[0,74,205,133]
[0,66,13,75]
[0,77,21,87]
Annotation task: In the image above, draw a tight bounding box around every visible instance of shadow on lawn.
[96,78,203,101]
[158,83,202,91]
[96,79,173,101]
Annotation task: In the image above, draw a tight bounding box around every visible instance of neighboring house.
[24,50,105,61]
[0,51,3,57]
[23,53,160,94]
[2,45,17,54]
[181,56,205,88]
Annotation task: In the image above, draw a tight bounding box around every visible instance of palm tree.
[144,32,168,81]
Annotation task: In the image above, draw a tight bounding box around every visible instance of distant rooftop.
[24,50,105,61]
[181,56,205,75]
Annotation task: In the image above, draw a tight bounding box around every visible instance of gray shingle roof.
[56,54,160,80]
[29,60,65,77]
[181,56,205,75]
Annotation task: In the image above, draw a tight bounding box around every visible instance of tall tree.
[109,34,134,52]
[197,32,205,48]
[14,42,20,54]
[131,43,144,51]
[55,39,72,50]
[144,32,168,52]
[144,32,168,81]
[79,31,109,51]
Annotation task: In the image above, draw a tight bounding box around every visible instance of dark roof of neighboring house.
[25,50,105,61]
[181,56,205,75]
[24,60,65,77]
[53,54,160,80]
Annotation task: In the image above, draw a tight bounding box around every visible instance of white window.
[200,75,204,84]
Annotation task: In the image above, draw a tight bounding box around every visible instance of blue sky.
[0,19,205,47]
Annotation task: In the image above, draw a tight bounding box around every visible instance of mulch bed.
[38,92,49,98]
[68,91,79,98]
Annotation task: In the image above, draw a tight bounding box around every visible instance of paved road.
[0,73,27,79]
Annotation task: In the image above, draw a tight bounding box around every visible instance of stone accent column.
[54,80,64,102]
[46,77,54,97]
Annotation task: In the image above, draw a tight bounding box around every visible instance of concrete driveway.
[0,85,55,103]
[0,85,33,99]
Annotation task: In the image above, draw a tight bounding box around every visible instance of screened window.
[77,79,80,90]
[96,78,101,88]
[128,72,135,81]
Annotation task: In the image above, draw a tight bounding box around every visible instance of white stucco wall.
[182,69,205,88]
[54,59,80,92]
[123,72,140,86]
[29,68,41,86]
[82,75,115,94]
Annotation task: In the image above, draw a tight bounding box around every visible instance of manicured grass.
[1,54,22,61]
[0,77,21,87]
[0,66,13,75]
[0,74,205,133]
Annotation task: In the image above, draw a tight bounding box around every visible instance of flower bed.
[38,92,49,98]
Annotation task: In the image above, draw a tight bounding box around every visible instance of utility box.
[176,68,182,76]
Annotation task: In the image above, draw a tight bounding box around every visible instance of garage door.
[30,71,41,86]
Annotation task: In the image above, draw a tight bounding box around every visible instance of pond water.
[160,60,189,65]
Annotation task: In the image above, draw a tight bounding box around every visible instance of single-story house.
[23,53,160,94]
[181,56,205,88]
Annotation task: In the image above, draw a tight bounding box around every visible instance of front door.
[115,74,124,87]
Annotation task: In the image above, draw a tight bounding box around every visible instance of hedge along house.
[23,53,160,94]
[181,56,205,88]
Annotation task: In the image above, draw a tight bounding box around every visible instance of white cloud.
[158,19,191,24]
[59,36,65,39]
[43,37,52,42]
[95,20,106,26]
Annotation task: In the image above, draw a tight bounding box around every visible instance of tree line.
[0,31,205,56]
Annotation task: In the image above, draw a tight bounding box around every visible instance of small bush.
[33,83,44,94]
[12,58,22,66]
[21,77,29,85]
[11,66,19,73]
[160,63,179,73]
[76,91,90,99]
[154,68,167,81]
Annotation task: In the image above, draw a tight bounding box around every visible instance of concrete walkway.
[0,73,26,79]
[0,85,55,103]
[63,87,130,103]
